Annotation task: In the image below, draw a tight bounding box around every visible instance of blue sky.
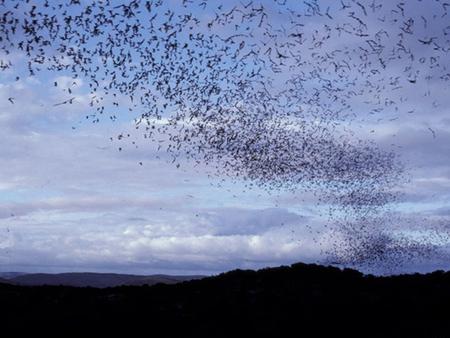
[0,0,450,275]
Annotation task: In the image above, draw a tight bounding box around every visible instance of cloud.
[0,206,316,274]
[0,196,175,219]
[199,207,306,235]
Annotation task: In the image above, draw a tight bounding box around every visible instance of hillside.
[0,277,12,284]
[1,262,450,337]
[7,272,204,288]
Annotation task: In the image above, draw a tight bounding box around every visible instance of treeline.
[1,263,450,337]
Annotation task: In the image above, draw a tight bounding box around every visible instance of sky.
[0,80,320,274]
[0,0,450,275]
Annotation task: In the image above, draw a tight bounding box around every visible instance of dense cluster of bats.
[1,0,449,271]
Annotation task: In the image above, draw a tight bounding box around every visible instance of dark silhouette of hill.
[1,262,450,337]
[0,277,12,284]
[8,272,204,288]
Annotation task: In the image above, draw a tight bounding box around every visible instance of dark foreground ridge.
[1,262,450,337]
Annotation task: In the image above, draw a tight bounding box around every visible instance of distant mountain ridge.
[0,272,204,288]
[0,272,26,279]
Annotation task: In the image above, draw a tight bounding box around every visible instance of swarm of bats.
[1,0,449,270]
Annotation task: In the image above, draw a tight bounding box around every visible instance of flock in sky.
[1,0,449,270]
